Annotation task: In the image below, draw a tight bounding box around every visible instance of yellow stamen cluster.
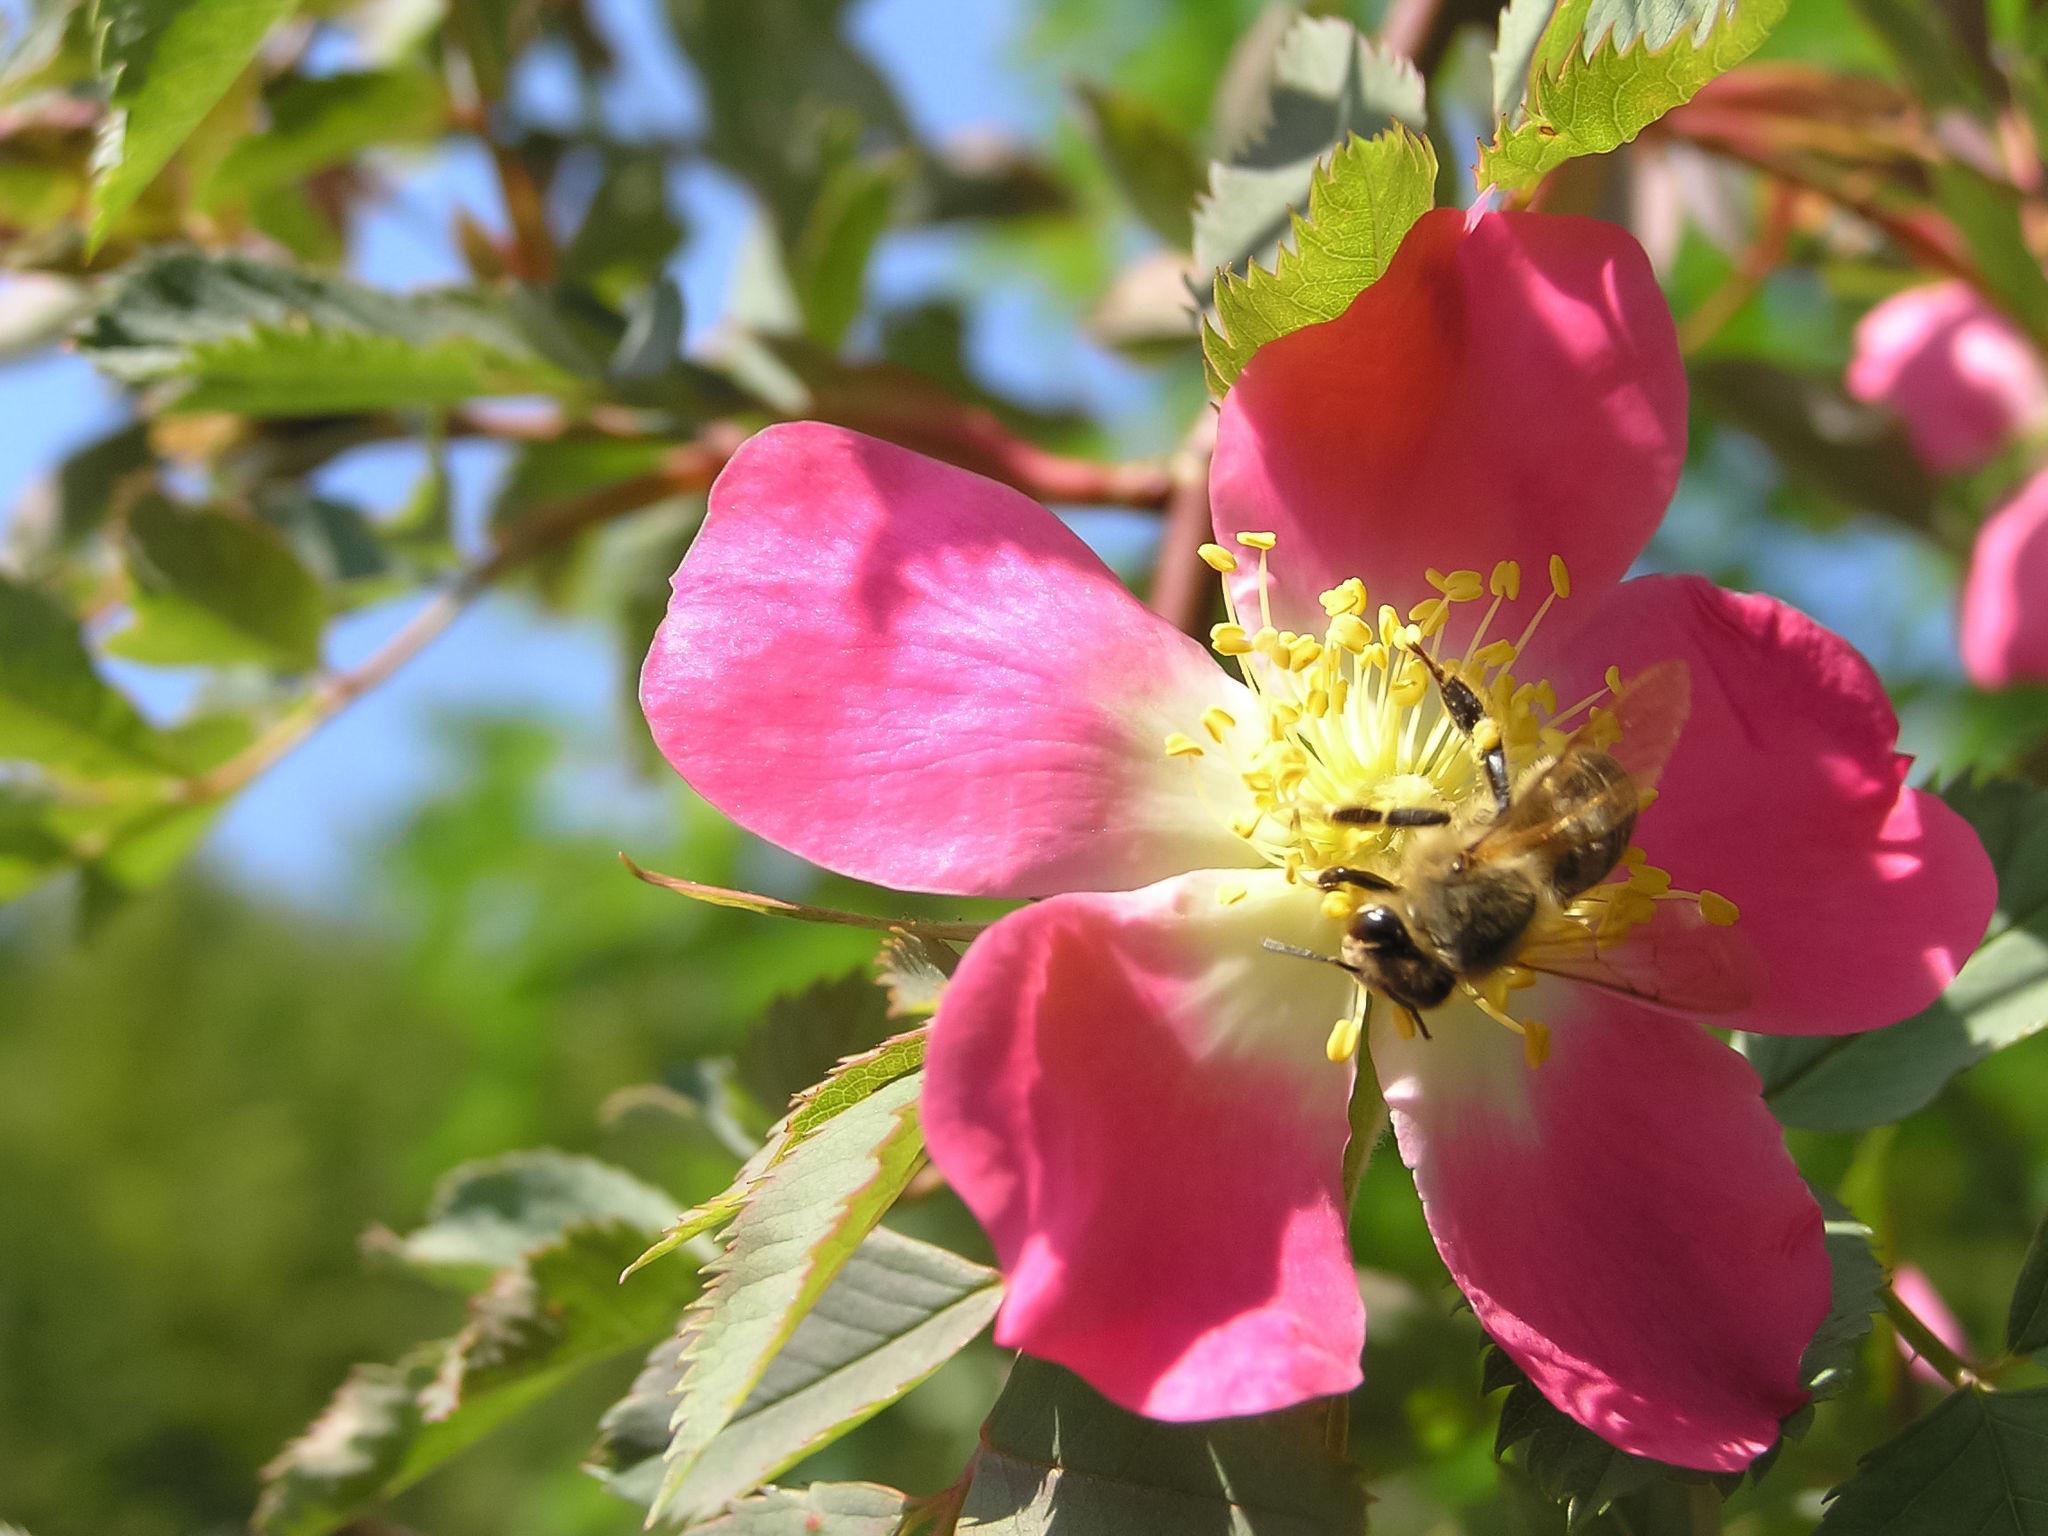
[1164,531,1733,1069]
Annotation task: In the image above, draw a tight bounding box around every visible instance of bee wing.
[1596,658,1691,796]
[1514,899,1759,1017]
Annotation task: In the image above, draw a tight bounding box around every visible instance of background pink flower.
[1960,466,2048,687]
[1846,280,2048,475]
[642,210,1994,1475]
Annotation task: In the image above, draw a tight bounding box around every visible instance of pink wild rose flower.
[1846,279,2048,475]
[640,209,1995,1473]
[1961,465,2048,687]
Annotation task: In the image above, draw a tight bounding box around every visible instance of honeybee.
[1272,649,1752,1035]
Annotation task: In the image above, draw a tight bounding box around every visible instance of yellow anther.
[1549,554,1572,600]
[1332,677,1350,711]
[1408,596,1444,625]
[1391,668,1428,708]
[1391,1009,1417,1041]
[1329,613,1372,652]
[1321,888,1357,921]
[1700,890,1741,926]
[1215,882,1248,906]
[1638,786,1660,810]
[1522,1019,1552,1068]
[1320,577,1367,617]
[1378,605,1403,645]
[1288,637,1323,671]
[1237,530,1277,550]
[1163,732,1204,759]
[1242,770,1275,794]
[1604,664,1625,696]
[1473,718,1503,754]
[1361,643,1388,673]
[1621,846,1647,868]
[1230,812,1263,841]
[1630,864,1673,896]
[1425,566,1451,592]
[1442,568,1484,603]
[1490,560,1522,600]
[1474,638,1519,670]
[1268,703,1301,732]
[1535,680,1558,715]
[1305,688,1329,718]
[1210,622,1252,656]
[1197,542,1238,573]
[1200,706,1237,742]
[1539,726,1571,756]
[1283,851,1304,884]
[1325,1015,1362,1063]
[1252,625,1284,659]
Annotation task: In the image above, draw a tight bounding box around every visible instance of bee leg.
[1315,866,1398,892]
[1406,646,1512,815]
[1330,805,1451,828]
[1404,1006,1433,1041]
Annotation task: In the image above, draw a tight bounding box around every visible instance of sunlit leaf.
[78,251,582,414]
[1815,1386,2048,1533]
[1478,0,1788,195]
[652,1074,926,1522]
[603,1228,1000,1522]
[206,66,445,203]
[1192,14,1424,277]
[367,1148,680,1288]
[655,1482,917,1535]
[89,0,304,248]
[1744,777,2048,1130]
[1202,124,1437,394]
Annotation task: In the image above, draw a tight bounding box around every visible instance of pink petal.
[1552,575,1994,1036]
[1846,281,2047,476]
[923,869,1364,1420]
[1209,208,1686,635]
[1374,987,1829,1472]
[641,423,1259,898]
[1961,466,2048,687]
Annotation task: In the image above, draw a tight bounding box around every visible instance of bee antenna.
[1261,939,1356,974]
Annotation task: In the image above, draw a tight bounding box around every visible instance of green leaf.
[737,967,895,1116]
[603,1228,1000,1522]
[1478,0,1788,195]
[78,252,581,415]
[659,1483,917,1536]
[2009,1205,2048,1356]
[1804,1194,1887,1401]
[1202,124,1437,394]
[0,786,72,902]
[1192,15,1425,278]
[652,1073,927,1523]
[1814,1386,2048,1534]
[1076,82,1204,248]
[107,498,325,670]
[0,574,178,778]
[1932,164,2048,342]
[253,1355,441,1536]
[624,1035,929,1280]
[367,1149,680,1288]
[959,1356,1370,1534]
[206,66,444,203]
[88,0,303,248]
[1743,777,2048,1130]
[256,1221,699,1536]
[790,150,904,351]
[1492,0,1560,121]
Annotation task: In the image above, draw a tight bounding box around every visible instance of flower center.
[1163,532,1737,1068]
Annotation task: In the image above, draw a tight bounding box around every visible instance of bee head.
[1349,903,1410,951]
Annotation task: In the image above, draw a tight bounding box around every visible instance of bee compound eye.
[1354,905,1404,942]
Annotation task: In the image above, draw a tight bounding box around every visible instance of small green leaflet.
[89,0,304,249]
[663,1482,919,1536]
[109,498,326,672]
[1478,0,1788,195]
[599,1228,1000,1523]
[77,252,582,415]
[958,1356,1369,1534]
[624,1031,928,1278]
[365,1148,681,1289]
[651,1074,927,1523]
[1202,124,1437,395]
[2010,1204,2048,1356]
[1193,14,1425,278]
[1077,82,1205,248]
[1815,1386,2048,1534]
[1743,777,2048,1130]
[0,574,182,779]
